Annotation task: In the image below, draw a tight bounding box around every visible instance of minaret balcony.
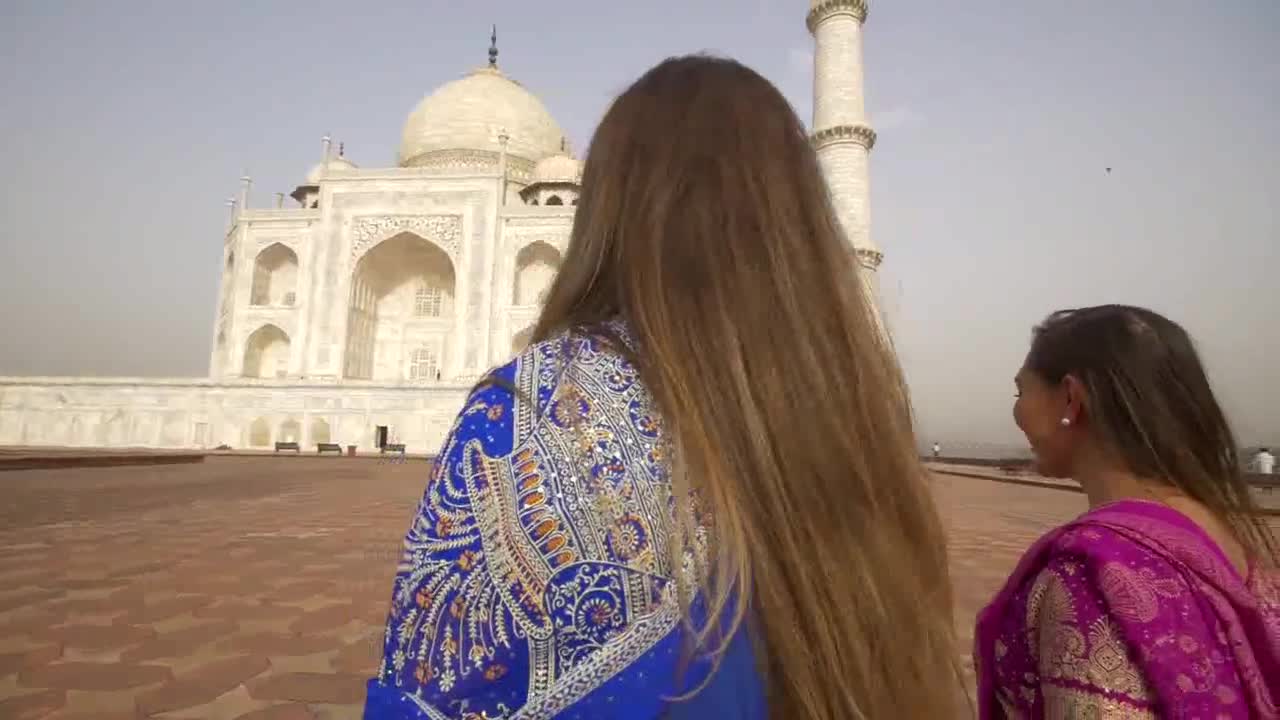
[807,0,868,32]
[810,124,877,151]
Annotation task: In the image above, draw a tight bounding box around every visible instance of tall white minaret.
[808,0,881,302]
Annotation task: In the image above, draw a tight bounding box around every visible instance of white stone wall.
[812,12,867,130]
[0,379,468,454]
[218,172,508,385]
[817,143,872,256]
[216,212,315,380]
[494,209,572,367]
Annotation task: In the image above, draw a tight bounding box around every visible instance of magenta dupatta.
[974,500,1280,719]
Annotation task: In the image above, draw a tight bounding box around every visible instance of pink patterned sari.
[974,500,1280,719]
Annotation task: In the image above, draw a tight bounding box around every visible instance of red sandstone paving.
[248,671,367,704]
[44,711,141,720]
[287,603,362,635]
[0,688,66,720]
[119,620,239,662]
[0,645,62,675]
[222,632,338,657]
[8,455,1257,718]
[134,654,271,715]
[0,457,420,717]
[233,703,318,720]
[18,661,172,691]
[115,595,216,625]
[330,632,383,675]
[33,623,156,651]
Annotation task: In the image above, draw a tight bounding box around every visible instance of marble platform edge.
[0,449,207,472]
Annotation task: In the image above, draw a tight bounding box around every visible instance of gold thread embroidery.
[1082,617,1147,698]
[1042,684,1156,720]
[1032,569,1152,704]
[1098,562,1159,623]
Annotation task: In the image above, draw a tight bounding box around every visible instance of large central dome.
[398,66,566,168]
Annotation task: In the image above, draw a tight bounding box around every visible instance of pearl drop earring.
[1060,417,1071,427]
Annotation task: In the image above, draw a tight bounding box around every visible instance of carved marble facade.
[0,172,573,451]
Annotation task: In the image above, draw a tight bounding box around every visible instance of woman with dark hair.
[975,305,1280,719]
[363,54,964,719]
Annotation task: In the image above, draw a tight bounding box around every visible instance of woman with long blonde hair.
[365,54,963,719]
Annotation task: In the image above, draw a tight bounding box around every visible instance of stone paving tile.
[221,633,339,658]
[261,581,340,603]
[147,683,268,719]
[44,710,141,720]
[18,661,173,691]
[0,589,65,614]
[329,632,382,675]
[232,704,318,720]
[54,684,159,718]
[193,602,300,622]
[135,655,271,716]
[309,704,363,720]
[287,604,361,635]
[0,568,58,588]
[264,651,339,676]
[0,457,421,718]
[0,645,63,676]
[0,688,66,720]
[33,623,156,651]
[120,620,240,663]
[117,596,216,625]
[247,672,367,705]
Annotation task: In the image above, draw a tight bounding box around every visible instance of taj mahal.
[0,1,881,453]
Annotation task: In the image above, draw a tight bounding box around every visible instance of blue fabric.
[363,327,766,719]
[363,617,764,719]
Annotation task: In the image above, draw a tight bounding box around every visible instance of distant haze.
[1,1,1276,448]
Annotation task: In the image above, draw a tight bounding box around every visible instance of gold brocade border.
[1042,683,1156,720]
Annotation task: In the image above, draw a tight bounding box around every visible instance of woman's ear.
[1060,373,1087,426]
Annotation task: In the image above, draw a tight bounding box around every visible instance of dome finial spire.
[488,25,498,68]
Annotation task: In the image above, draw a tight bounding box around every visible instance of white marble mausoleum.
[0,1,882,453]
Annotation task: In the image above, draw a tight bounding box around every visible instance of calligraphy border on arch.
[350,214,463,263]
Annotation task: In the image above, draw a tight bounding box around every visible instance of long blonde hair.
[533,55,963,718]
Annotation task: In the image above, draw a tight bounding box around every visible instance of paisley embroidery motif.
[1082,617,1147,698]
[1098,562,1159,623]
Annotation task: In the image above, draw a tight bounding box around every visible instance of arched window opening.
[249,417,271,447]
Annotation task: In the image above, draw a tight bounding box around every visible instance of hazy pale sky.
[1,1,1276,448]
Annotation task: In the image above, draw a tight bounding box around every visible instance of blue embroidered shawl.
[364,325,766,719]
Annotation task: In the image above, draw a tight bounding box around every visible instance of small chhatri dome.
[533,145,582,185]
[304,147,357,185]
[398,28,565,167]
